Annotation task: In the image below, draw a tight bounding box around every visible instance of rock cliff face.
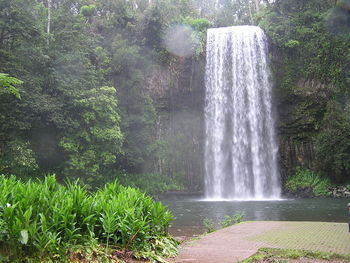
[277,78,331,181]
[145,50,334,191]
[145,57,205,191]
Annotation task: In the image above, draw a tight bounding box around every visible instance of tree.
[0,73,22,98]
[316,103,350,183]
[0,0,42,49]
[60,86,123,183]
[213,0,256,26]
[259,0,350,182]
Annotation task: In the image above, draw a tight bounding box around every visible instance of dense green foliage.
[0,0,349,190]
[59,86,123,183]
[1,0,349,261]
[0,0,211,188]
[285,167,332,197]
[0,73,22,98]
[315,103,350,182]
[0,175,177,262]
[118,172,184,195]
[259,0,350,183]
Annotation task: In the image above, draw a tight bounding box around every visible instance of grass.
[240,248,350,263]
[250,222,350,255]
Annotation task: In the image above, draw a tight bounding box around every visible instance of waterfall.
[204,26,281,200]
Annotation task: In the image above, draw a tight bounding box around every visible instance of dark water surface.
[161,197,350,236]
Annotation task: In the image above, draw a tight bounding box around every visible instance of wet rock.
[283,187,314,198]
[283,185,350,198]
[330,186,350,198]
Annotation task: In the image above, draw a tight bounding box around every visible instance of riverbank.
[283,185,350,198]
[170,221,350,263]
[162,197,350,237]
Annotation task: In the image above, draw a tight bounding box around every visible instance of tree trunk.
[255,0,260,12]
[248,3,254,24]
[47,0,51,45]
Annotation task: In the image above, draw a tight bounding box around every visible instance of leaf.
[20,229,29,245]
[0,73,22,99]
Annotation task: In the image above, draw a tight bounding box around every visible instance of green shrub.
[284,39,300,48]
[204,212,245,234]
[118,172,184,195]
[203,218,215,233]
[233,212,244,224]
[285,167,332,197]
[79,5,96,17]
[0,175,177,262]
[220,215,233,228]
[220,212,245,228]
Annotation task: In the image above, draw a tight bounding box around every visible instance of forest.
[1,0,349,191]
[0,0,349,261]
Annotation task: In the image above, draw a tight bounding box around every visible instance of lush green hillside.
[258,0,350,187]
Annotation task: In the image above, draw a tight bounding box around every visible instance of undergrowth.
[285,167,332,197]
[203,212,245,233]
[0,175,178,262]
[117,172,184,195]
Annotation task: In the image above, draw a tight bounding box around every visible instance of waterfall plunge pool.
[169,26,350,237]
[161,197,350,237]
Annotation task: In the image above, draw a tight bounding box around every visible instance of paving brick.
[171,221,350,263]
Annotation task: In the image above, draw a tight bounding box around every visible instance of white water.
[204,26,281,200]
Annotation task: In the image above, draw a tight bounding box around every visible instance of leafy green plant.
[233,212,244,224]
[79,5,96,18]
[284,39,300,48]
[220,212,245,228]
[285,167,332,197]
[135,235,179,263]
[0,73,22,99]
[220,215,234,228]
[204,212,245,234]
[203,218,215,233]
[0,175,177,262]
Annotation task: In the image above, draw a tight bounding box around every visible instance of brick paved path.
[170,221,350,263]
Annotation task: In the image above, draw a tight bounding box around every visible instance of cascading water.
[204,26,281,200]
